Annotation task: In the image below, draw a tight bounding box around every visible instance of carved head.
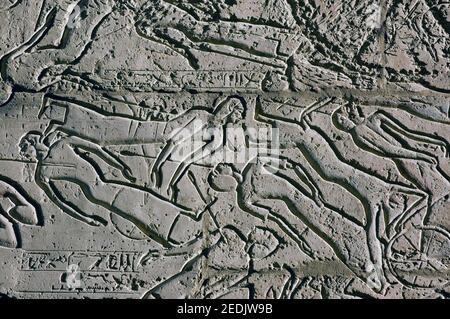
[228,98,246,124]
[19,131,47,161]
[209,163,242,192]
[214,96,246,124]
[333,101,365,131]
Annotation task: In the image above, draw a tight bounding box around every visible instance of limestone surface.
[0,0,449,299]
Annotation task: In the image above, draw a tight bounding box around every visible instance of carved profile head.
[209,163,242,192]
[214,96,246,124]
[332,101,365,131]
[18,131,47,161]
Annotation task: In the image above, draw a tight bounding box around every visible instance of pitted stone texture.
[0,0,449,299]
[385,0,450,92]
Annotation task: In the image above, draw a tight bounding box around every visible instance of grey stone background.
[0,0,449,299]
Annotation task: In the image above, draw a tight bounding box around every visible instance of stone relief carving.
[0,0,449,299]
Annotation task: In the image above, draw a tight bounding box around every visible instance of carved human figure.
[332,102,450,234]
[207,163,288,264]
[230,156,386,290]
[0,0,116,105]
[18,130,202,248]
[150,96,246,199]
[133,0,301,72]
[0,0,300,107]
[142,162,288,299]
[332,102,450,287]
[145,226,256,299]
[42,95,244,143]
[142,225,282,299]
[41,95,248,201]
[255,102,432,292]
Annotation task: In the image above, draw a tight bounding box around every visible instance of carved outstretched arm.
[353,125,438,164]
[36,177,105,227]
[165,133,224,197]
[151,120,208,187]
[237,198,270,221]
[370,112,449,157]
[66,135,135,182]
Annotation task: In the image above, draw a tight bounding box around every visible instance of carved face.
[334,106,356,131]
[209,164,239,192]
[227,99,245,124]
[19,133,44,161]
[19,137,38,160]
[334,102,366,131]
